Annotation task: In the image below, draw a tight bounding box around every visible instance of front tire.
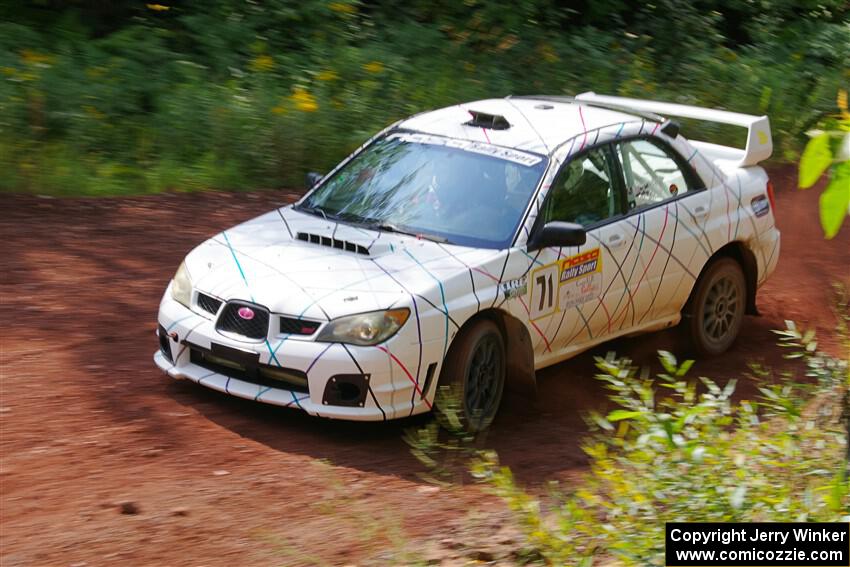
[439,319,506,432]
[685,257,746,356]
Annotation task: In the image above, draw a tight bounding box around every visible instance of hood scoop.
[296,232,370,256]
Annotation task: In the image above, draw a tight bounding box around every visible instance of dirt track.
[1,166,848,566]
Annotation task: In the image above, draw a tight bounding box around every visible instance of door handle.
[607,233,626,248]
[693,205,709,218]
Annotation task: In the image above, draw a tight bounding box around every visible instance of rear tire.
[685,257,746,356]
[438,319,506,432]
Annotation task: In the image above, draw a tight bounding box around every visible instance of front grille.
[197,292,222,315]
[216,300,270,340]
[279,316,321,336]
[158,325,172,363]
[189,347,309,393]
[296,232,370,255]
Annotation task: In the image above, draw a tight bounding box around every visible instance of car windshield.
[296,132,547,248]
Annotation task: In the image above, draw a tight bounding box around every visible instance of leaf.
[677,359,695,377]
[819,162,850,238]
[799,133,832,189]
[838,132,850,162]
[658,350,677,374]
[729,486,747,509]
[606,409,643,422]
[826,470,849,512]
[590,411,614,431]
[691,445,706,461]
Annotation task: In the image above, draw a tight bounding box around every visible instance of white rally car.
[155,93,780,429]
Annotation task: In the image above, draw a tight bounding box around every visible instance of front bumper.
[155,293,436,421]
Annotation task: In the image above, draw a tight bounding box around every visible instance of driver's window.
[542,145,622,227]
[615,138,693,210]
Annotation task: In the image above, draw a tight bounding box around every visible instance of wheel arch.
[445,308,537,395]
[691,241,759,316]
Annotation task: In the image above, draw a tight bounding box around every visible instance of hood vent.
[296,232,370,255]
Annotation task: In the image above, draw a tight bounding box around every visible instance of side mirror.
[306,171,324,189]
[528,221,586,250]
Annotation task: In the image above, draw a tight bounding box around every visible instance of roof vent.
[296,232,370,255]
[465,110,511,130]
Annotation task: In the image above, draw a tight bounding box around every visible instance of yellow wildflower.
[271,104,287,115]
[838,89,848,116]
[329,2,356,14]
[316,69,339,82]
[538,43,558,63]
[85,67,106,78]
[363,61,384,74]
[250,54,275,73]
[146,4,170,10]
[20,50,52,66]
[290,87,318,112]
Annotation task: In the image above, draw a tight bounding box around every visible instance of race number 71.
[530,264,558,319]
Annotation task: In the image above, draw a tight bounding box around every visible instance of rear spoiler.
[575,92,772,167]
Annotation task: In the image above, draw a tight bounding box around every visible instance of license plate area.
[209,342,260,367]
[187,341,309,393]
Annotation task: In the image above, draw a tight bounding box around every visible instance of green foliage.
[799,133,834,188]
[819,162,850,238]
[404,386,480,485]
[798,90,850,239]
[470,326,848,566]
[1,1,848,194]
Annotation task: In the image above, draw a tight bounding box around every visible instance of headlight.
[171,261,193,308]
[316,309,409,346]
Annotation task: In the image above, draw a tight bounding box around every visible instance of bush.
[467,324,848,565]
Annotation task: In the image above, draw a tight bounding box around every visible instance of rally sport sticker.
[529,248,603,320]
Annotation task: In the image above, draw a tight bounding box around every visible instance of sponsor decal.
[501,276,527,300]
[529,248,603,320]
[751,194,770,217]
[558,248,603,311]
[388,132,544,166]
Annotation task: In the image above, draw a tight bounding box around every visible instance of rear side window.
[614,138,697,210]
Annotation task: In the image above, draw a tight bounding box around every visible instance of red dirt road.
[1,166,848,565]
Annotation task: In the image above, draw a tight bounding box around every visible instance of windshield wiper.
[370,223,449,244]
[295,204,329,221]
[298,205,361,224]
[297,205,372,226]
